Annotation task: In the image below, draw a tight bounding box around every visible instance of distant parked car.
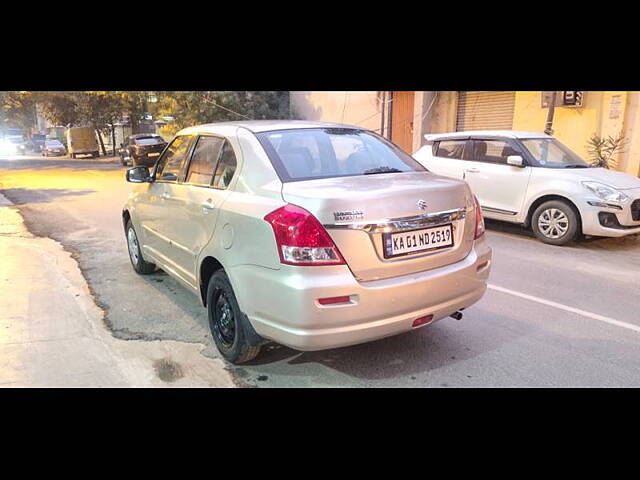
[42,138,67,157]
[66,127,99,159]
[0,135,28,155]
[413,130,640,245]
[119,134,167,167]
[31,134,46,154]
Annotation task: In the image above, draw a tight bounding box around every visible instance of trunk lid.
[281,171,475,282]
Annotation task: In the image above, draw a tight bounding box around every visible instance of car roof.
[177,120,367,136]
[425,130,552,141]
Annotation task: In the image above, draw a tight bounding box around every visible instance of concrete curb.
[0,192,12,207]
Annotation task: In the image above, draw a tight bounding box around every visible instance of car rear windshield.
[256,128,426,182]
[135,137,164,145]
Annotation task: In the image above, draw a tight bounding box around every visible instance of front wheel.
[531,200,580,246]
[125,220,156,274]
[207,270,261,364]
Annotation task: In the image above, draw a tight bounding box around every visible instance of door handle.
[161,192,171,200]
[465,168,480,173]
[201,199,216,212]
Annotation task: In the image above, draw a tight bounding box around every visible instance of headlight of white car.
[582,181,630,204]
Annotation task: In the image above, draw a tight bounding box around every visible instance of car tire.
[207,270,261,364]
[125,220,156,274]
[531,200,580,246]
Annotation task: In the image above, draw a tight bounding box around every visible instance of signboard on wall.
[609,95,623,119]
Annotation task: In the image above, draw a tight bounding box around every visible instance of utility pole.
[544,91,557,135]
[380,91,386,137]
[387,91,394,141]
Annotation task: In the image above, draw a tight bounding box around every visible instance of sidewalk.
[0,193,234,387]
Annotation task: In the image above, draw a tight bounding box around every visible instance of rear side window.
[256,128,425,182]
[436,140,466,159]
[186,136,225,186]
[213,141,238,189]
[472,139,520,165]
[155,135,192,182]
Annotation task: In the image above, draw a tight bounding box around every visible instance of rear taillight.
[264,204,346,266]
[473,195,485,240]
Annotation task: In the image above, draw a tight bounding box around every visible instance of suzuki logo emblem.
[418,200,428,211]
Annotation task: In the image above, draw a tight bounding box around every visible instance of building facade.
[291,91,640,177]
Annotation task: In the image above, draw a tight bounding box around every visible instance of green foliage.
[1,91,38,134]
[586,132,626,169]
[36,92,79,126]
[2,91,291,142]
[156,91,290,137]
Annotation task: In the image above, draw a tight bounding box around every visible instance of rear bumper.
[230,237,492,351]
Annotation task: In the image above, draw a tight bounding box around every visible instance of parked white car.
[123,121,492,363]
[413,131,640,245]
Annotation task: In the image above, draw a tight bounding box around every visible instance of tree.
[156,91,290,137]
[76,92,125,155]
[36,92,80,127]
[113,91,149,135]
[1,91,38,136]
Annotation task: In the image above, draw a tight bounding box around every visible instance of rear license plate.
[383,224,453,258]
[148,152,160,157]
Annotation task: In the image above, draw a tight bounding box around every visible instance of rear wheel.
[125,220,155,274]
[531,200,580,246]
[207,270,261,364]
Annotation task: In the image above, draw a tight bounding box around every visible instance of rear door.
[167,135,237,283]
[422,138,470,180]
[464,137,532,216]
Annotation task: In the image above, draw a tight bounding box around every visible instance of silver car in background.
[123,121,492,363]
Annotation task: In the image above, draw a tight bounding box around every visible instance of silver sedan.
[123,121,492,363]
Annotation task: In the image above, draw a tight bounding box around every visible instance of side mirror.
[507,155,525,167]
[126,166,152,183]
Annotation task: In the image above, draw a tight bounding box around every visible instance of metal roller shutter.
[456,91,516,131]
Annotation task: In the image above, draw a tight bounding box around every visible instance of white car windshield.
[257,128,426,182]
[521,138,590,168]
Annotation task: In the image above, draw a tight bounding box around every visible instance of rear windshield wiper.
[563,164,590,168]
[363,166,403,175]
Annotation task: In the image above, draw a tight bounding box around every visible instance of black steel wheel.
[207,270,261,364]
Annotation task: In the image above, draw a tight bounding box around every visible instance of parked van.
[66,127,99,158]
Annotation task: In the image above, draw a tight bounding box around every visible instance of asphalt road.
[1,154,640,387]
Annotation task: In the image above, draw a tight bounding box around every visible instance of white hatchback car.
[123,121,492,363]
[414,131,640,245]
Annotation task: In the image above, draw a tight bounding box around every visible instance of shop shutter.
[456,91,516,131]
